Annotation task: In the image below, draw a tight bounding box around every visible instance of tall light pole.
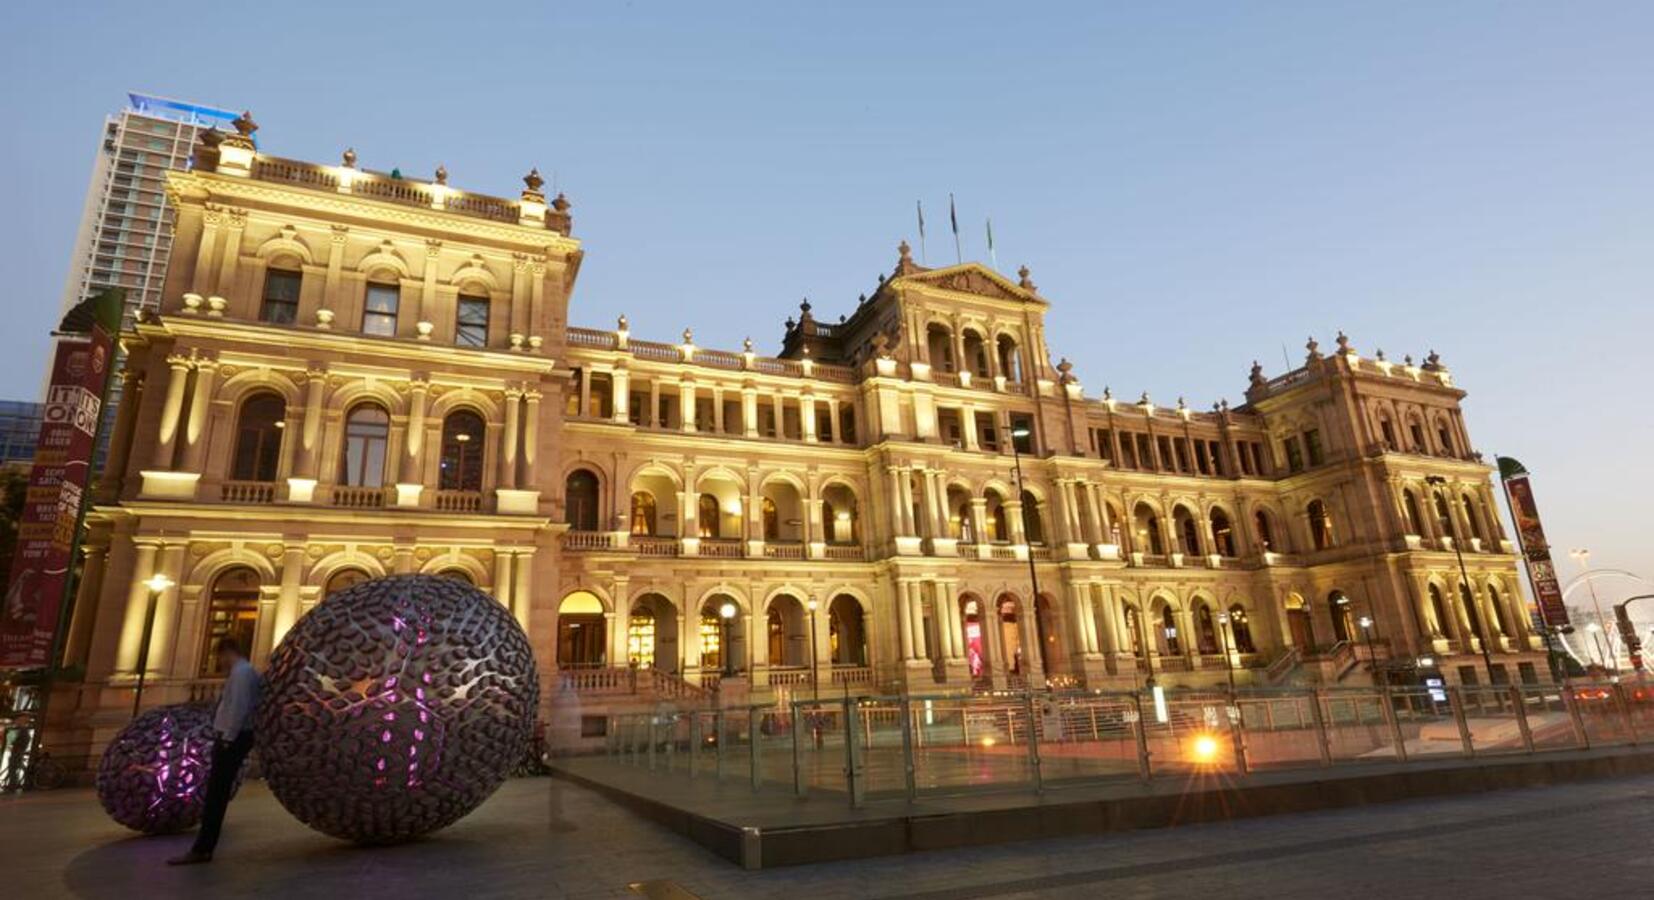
[1569,549,1615,672]
[1215,610,1237,693]
[131,573,174,716]
[806,595,820,700]
[1426,475,1499,683]
[1358,615,1376,672]
[718,601,737,678]
[1008,425,1047,681]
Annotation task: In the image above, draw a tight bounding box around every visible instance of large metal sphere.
[256,574,539,844]
[97,704,231,833]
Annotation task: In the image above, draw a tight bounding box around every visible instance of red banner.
[0,325,114,669]
[1498,457,1569,630]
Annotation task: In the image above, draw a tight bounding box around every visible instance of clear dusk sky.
[3,2,1649,591]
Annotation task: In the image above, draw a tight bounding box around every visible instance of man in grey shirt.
[169,636,261,865]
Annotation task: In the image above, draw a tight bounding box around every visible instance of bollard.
[648,716,659,771]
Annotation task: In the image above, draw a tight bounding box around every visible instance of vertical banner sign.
[1497,457,1569,630]
[0,291,121,669]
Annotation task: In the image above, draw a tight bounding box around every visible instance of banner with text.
[0,295,119,669]
[1497,456,1569,630]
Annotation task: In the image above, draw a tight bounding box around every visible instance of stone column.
[1006,498,1028,545]
[896,580,916,660]
[271,545,306,649]
[294,368,327,480]
[742,386,759,437]
[418,240,440,336]
[62,546,107,667]
[191,208,222,296]
[498,388,521,489]
[921,470,945,541]
[520,390,541,490]
[887,467,909,538]
[512,549,534,632]
[214,210,245,304]
[146,545,186,676]
[113,542,160,674]
[493,550,514,608]
[826,398,841,443]
[611,367,631,425]
[801,393,817,442]
[152,356,193,468]
[178,360,218,473]
[399,378,429,485]
[1082,482,1106,544]
[1096,585,1121,656]
[712,386,725,433]
[679,379,696,432]
[961,406,979,450]
[969,498,989,545]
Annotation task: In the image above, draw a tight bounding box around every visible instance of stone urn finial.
[617,314,629,331]
[434,164,448,185]
[898,239,911,260]
[1018,265,1035,291]
[232,110,258,137]
[523,168,545,194]
[552,192,570,212]
[342,147,357,168]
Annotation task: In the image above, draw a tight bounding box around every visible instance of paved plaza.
[1,771,1652,898]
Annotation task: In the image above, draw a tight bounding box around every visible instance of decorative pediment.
[897,263,1038,304]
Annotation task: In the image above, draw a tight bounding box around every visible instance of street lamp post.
[1215,611,1237,693]
[806,596,820,700]
[1426,475,1499,683]
[718,601,737,679]
[1358,615,1376,672]
[1586,622,1608,670]
[1008,426,1046,682]
[130,573,174,717]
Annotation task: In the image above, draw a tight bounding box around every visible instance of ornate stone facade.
[49,116,1546,758]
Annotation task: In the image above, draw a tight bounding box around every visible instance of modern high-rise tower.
[57,93,242,332]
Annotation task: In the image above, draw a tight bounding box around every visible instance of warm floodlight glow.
[1010,426,1031,438]
[143,574,174,594]
[1191,734,1222,764]
[719,601,737,620]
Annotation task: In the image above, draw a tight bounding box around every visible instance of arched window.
[260,267,302,324]
[1428,583,1449,637]
[698,494,721,538]
[438,410,486,491]
[996,334,1022,383]
[829,595,867,665]
[1177,508,1202,556]
[1408,416,1427,452]
[1020,491,1044,545]
[1436,419,1455,456]
[323,568,371,599]
[1377,411,1397,450]
[565,469,600,531]
[926,323,955,372]
[629,491,657,536]
[200,567,260,676]
[1196,605,1219,654]
[1209,509,1236,557]
[1402,490,1424,535]
[962,331,989,377]
[1124,605,1144,657]
[1254,509,1276,552]
[1488,584,1507,636]
[1228,606,1256,654]
[1433,491,1455,538]
[1461,495,1484,541]
[1160,605,1181,655]
[231,393,285,482]
[1307,500,1333,550]
[1135,504,1165,555]
[1460,582,1483,638]
[986,493,1010,543]
[761,497,779,541]
[339,404,390,487]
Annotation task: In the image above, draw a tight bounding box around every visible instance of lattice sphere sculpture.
[97,704,231,834]
[256,574,539,844]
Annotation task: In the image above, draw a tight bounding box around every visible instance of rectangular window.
[1284,437,1304,473]
[1119,433,1137,469]
[363,282,400,336]
[1097,429,1114,462]
[977,412,1000,452]
[1136,434,1154,469]
[1304,429,1325,466]
[259,269,302,321]
[1209,440,1225,477]
[1010,414,1035,454]
[1174,439,1191,473]
[455,294,489,347]
[1251,442,1267,475]
[1156,436,1174,471]
[1195,441,1210,475]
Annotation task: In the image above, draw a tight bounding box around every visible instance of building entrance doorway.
[557,591,607,668]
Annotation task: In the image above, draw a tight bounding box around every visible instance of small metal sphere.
[97,704,229,834]
[256,574,539,844]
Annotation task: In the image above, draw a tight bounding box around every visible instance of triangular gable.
[894,262,1040,304]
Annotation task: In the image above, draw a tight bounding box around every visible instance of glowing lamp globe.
[255,574,539,844]
[97,704,230,834]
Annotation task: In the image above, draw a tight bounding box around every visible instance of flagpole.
[986,217,997,270]
[916,200,928,265]
[950,193,962,264]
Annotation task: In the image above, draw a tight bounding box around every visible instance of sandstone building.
[50,115,1547,756]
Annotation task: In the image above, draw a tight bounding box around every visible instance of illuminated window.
[231,393,285,482]
[200,567,259,677]
[438,410,485,491]
[339,405,390,487]
[627,610,656,668]
[363,281,400,336]
[699,614,722,669]
[630,491,657,535]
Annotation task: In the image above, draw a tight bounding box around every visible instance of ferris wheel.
[1559,565,1654,670]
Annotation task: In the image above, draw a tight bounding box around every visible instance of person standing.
[168,637,261,865]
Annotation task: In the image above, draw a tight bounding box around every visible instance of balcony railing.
[564,531,617,552]
[823,543,866,561]
[331,485,387,508]
[763,541,806,560]
[699,538,744,559]
[433,490,483,513]
[220,480,277,504]
[633,535,680,557]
